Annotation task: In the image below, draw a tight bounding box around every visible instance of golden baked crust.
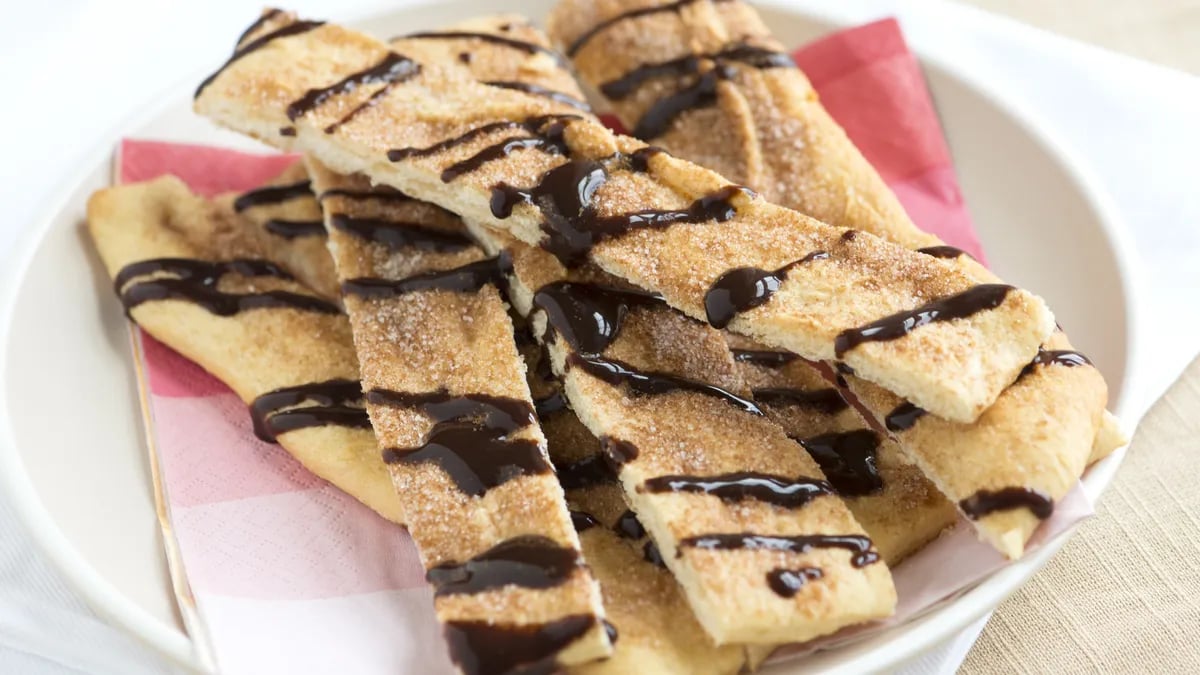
[86,176,401,524]
[725,335,956,565]
[545,0,923,245]
[306,157,612,668]
[192,10,1056,424]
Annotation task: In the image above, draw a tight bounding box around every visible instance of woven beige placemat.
[963,353,1200,673]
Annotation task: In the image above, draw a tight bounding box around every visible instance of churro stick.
[725,335,956,565]
[546,0,1122,556]
[85,176,402,524]
[193,9,1057,424]
[305,159,611,671]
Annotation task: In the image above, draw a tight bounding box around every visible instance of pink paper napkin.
[119,18,1084,673]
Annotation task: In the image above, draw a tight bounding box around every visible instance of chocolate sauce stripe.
[834,284,1015,358]
[482,80,592,111]
[600,45,793,100]
[341,258,503,299]
[960,487,1054,520]
[387,115,579,164]
[730,348,797,366]
[425,535,581,597]
[249,379,365,442]
[704,251,828,329]
[752,386,848,414]
[371,390,547,497]
[329,213,474,251]
[444,614,596,675]
[263,218,326,239]
[566,0,734,56]
[233,179,313,211]
[641,472,833,509]
[677,533,879,567]
[568,353,764,417]
[491,156,751,264]
[287,52,420,121]
[196,19,326,98]
[794,430,883,497]
[532,281,665,355]
[402,30,568,66]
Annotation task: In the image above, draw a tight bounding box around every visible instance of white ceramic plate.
[0,1,1138,673]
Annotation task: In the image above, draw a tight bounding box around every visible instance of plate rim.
[0,2,1142,673]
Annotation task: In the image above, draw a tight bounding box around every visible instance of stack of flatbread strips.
[85,3,1124,673]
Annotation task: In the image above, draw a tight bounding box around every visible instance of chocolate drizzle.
[917,245,970,260]
[600,436,640,468]
[884,401,927,432]
[730,349,797,366]
[566,0,733,56]
[679,533,879,567]
[329,214,474,251]
[834,284,1014,357]
[795,430,883,497]
[554,454,616,490]
[601,45,793,100]
[370,389,548,496]
[249,379,368,442]
[614,510,646,539]
[341,258,503,299]
[114,258,339,317]
[641,472,833,508]
[234,8,282,46]
[960,487,1054,520]
[482,81,592,111]
[570,510,600,532]
[387,115,580,165]
[233,180,313,211]
[403,30,568,66]
[766,567,823,598]
[263,219,326,239]
[196,19,326,98]
[704,252,828,329]
[491,158,750,264]
[533,391,568,419]
[752,387,848,414]
[425,535,580,597]
[643,541,666,568]
[444,615,595,675]
[1018,349,1091,381]
[568,353,764,417]
[319,186,414,204]
[533,282,665,355]
[286,52,420,134]
[439,117,574,183]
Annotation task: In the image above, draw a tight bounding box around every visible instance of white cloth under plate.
[0,0,1197,673]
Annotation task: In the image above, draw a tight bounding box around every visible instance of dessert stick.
[192,9,1057,424]
[524,340,753,674]
[305,159,612,671]
[545,0,922,247]
[545,0,1122,556]
[725,335,956,565]
[462,215,896,646]
[85,175,403,524]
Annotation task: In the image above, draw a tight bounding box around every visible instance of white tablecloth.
[1,1,1197,673]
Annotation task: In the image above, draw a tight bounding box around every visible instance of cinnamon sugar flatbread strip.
[462,215,896,645]
[305,159,611,671]
[522,340,753,674]
[192,9,1056,424]
[85,175,402,524]
[546,0,917,242]
[546,0,1122,556]
[725,335,956,565]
